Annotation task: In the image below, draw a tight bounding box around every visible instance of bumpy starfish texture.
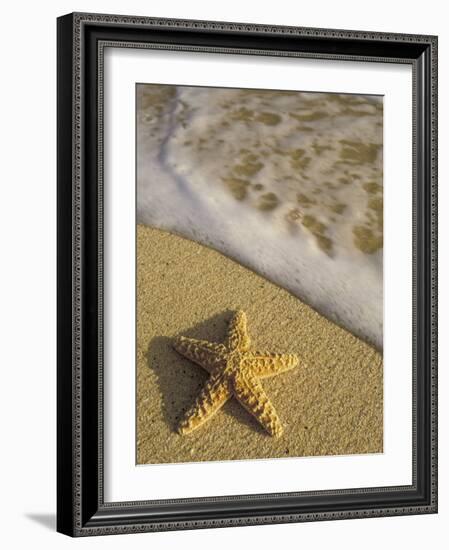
[172,311,299,437]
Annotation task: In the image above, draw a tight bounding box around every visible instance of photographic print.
[136,83,383,465]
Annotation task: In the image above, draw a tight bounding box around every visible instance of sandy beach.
[137,224,383,464]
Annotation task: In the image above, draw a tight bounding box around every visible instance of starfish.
[172,311,299,437]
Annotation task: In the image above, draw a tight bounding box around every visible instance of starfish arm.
[178,374,231,435]
[173,336,226,373]
[232,374,284,437]
[226,310,251,352]
[244,352,299,378]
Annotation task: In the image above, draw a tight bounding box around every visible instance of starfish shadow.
[147,310,267,437]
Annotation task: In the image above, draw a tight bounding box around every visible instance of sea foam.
[137,84,383,349]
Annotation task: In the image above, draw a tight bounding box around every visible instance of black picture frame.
[57,12,438,536]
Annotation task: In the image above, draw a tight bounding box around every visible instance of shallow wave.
[137,84,383,349]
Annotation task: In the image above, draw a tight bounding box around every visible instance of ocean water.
[136,84,383,349]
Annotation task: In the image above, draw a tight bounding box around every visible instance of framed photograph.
[57,12,438,536]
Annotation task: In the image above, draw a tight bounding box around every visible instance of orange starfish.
[173,311,299,437]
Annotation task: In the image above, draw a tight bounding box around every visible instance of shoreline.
[137,85,383,348]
